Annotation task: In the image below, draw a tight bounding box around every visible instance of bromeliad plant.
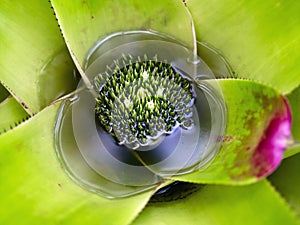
[0,0,300,225]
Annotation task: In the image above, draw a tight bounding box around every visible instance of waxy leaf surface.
[133,180,299,225]
[175,79,291,184]
[269,153,300,220]
[187,0,300,94]
[0,0,77,113]
[0,96,28,133]
[50,0,194,66]
[0,103,155,225]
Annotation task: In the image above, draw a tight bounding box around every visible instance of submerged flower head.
[94,55,195,149]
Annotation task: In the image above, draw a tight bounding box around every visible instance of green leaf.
[0,102,155,225]
[283,86,300,158]
[284,144,300,159]
[0,83,9,102]
[187,0,300,94]
[50,0,194,66]
[0,96,29,133]
[287,85,300,141]
[269,153,300,220]
[0,0,77,113]
[133,180,299,225]
[175,79,290,184]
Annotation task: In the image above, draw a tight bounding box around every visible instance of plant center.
[94,55,195,150]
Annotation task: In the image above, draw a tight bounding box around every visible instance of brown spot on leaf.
[21,102,29,109]
[217,135,234,142]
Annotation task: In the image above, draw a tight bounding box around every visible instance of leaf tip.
[251,97,292,178]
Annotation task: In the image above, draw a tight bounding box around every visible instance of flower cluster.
[95,55,194,149]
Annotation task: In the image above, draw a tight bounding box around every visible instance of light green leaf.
[269,153,300,220]
[187,0,300,94]
[175,79,289,184]
[0,96,29,133]
[0,102,155,225]
[133,180,299,225]
[50,0,194,66]
[0,0,77,114]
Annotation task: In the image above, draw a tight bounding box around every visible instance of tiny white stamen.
[137,87,149,98]
[141,70,149,80]
[146,100,155,110]
[157,87,164,97]
[124,98,132,109]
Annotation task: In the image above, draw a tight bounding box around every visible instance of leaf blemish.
[21,102,29,109]
[217,135,234,142]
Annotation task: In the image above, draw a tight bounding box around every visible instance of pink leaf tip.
[251,97,292,178]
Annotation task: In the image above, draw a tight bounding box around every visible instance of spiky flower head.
[94,55,195,150]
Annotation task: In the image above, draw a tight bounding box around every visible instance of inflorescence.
[94,55,195,149]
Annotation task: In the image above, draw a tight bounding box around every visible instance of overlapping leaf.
[175,79,290,184]
[0,84,9,102]
[288,86,300,141]
[284,86,300,158]
[0,103,156,225]
[269,153,300,220]
[0,0,77,113]
[0,96,29,133]
[50,0,194,66]
[133,180,299,225]
[186,0,300,94]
